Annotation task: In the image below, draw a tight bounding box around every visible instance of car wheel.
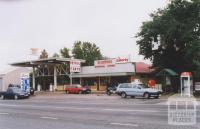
[1,95,4,100]
[107,91,111,96]
[14,95,18,100]
[155,95,159,99]
[144,93,150,99]
[78,91,82,94]
[87,90,91,94]
[121,92,127,98]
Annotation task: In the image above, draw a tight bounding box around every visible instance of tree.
[136,0,200,75]
[72,41,103,66]
[60,47,70,58]
[39,49,48,59]
[52,53,60,58]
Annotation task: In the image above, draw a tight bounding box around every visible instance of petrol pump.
[180,72,193,97]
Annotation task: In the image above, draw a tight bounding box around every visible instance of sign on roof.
[70,60,81,73]
[94,59,115,67]
[116,57,130,64]
[94,56,131,67]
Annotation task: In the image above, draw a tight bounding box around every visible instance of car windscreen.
[138,84,147,88]
[12,88,23,93]
[119,83,132,88]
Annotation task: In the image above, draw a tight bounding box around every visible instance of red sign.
[94,59,115,67]
[94,57,130,67]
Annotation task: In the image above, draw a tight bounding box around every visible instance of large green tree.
[72,41,103,66]
[60,47,70,58]
[136,0,200,75]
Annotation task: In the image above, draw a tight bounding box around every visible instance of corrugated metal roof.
[10,57,85,67]
[72,63,135,77]
[135,62,153,73]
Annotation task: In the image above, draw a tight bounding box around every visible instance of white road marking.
[0,112,9,115]
[104,108,158,113]
[110,122,139,127]
[0,103,161,113]
[40,116,58,120]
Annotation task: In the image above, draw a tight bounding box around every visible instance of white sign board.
[20,73,30,92]
[94,56,131,67]
[94,59,115,67]
[70,60,81,73]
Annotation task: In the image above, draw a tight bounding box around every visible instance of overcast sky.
[0,0,168,70]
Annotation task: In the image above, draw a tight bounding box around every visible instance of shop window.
[83,78,96,86]
[100,77,108,86]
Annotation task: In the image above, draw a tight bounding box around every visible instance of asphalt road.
[0,94,199,129]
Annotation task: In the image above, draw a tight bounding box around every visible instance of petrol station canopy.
[10,57,85,67]
[10,57,85,90]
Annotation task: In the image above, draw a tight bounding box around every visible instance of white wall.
[0,67,31,91]
[0,78,3,91]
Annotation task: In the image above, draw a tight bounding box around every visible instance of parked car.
[8,83,35,96]
[0,87,29,100]
[116,83,161,99]
[64,84,91,94]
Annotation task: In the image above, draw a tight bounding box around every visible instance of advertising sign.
[115,57,130,64]
[20,73,30,92]
[70,60,81,73]
[94,59,115,67]
[94,56,131,67]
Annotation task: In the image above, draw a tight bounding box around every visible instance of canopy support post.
[32,67,36,90]
[54,65,57,91]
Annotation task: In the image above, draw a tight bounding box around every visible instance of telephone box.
[181,72,193,97]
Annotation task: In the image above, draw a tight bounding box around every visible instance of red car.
[64,84,91,94]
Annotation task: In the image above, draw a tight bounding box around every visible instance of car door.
[135,85,144,96]
[6,88,14,99]
[127,84,137,96]
[124,84,134,96]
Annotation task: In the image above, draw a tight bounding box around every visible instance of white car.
[116,83,161,99]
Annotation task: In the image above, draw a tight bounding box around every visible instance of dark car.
[8,84,35,96]
[0,87,29,100]
[64,84,91,94]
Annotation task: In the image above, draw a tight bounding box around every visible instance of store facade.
[72,58,136,91]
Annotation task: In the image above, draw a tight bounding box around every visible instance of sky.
[0,0,168,70]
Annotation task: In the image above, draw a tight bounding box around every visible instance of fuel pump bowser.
[180,72,193,97]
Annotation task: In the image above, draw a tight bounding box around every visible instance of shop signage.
[94,57,131,67]
[115,57,130,64]
[20,73,30,92]
[70,60,81,73]
[94,59,115,67]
